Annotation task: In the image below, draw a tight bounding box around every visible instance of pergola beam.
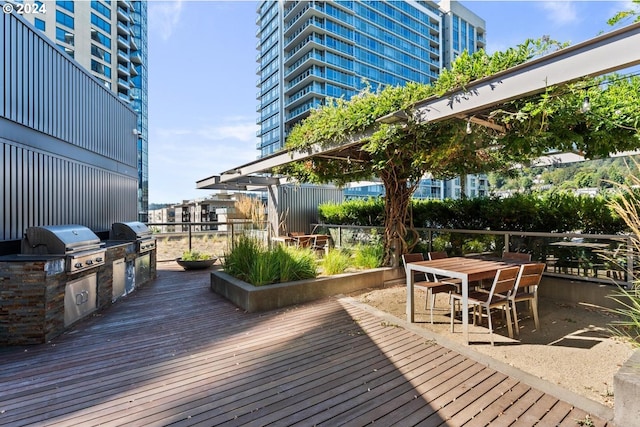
[412,22,640,124]
[196,23,640,189]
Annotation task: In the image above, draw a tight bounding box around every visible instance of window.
[91,59,111,78]
[56,10,74,29]
[91,44,111,62]
[56,0,74,13]
[56,44,74,58]
[91,0,111,19]
[91,29,111,48]
[56,26,74,45]
[91,12,111,33]
[34,18,45,31]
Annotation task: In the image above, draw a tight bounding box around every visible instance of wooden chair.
[295,235,312,248]
[427,251,448,260]
[510,263,546,334]
[402,253,458,324]
[427,251,462,293]
[450,266,520,345]
[503,251,532,262]
[311,235,330,255]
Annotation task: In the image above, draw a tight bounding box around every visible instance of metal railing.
[147,221,269,262]
[311,223,636,288]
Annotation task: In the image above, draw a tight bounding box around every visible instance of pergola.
[196,22,640,232]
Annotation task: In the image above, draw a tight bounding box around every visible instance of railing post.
[504,233,510,254]
[188,223,193,252]
[428,230,433,252]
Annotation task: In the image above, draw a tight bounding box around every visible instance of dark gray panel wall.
[0,8,138,243]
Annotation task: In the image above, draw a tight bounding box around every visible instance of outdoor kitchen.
[0,222,157,345]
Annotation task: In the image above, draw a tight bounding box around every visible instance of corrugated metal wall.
[0,9,138,242]
[268,184,343,235]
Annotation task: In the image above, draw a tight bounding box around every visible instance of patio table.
[406,257,517,344]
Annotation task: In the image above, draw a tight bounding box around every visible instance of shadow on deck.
[0,262,611,426]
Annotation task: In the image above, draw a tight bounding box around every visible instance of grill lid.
[22,225,102,255]
[110,221,152,240]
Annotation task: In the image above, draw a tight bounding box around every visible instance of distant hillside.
[488,155,640,193]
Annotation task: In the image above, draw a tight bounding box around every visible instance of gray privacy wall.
[0,8,137,243]
[267,184,343,236]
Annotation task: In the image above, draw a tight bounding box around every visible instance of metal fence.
[149,220,636,288]
[311,223,637,288]
[148,221,269,262]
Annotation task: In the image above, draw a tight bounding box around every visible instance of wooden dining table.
[405,256,520,344]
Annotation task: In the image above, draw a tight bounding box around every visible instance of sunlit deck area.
[0,263,612,426]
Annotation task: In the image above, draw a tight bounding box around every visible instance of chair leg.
[504,305,514,339]
[532,298,540,330]
[486,306,494,346]
[429,291,436,324]
[512,302,520,337]
[450,295,456,333]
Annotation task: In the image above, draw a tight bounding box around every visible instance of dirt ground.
[349,284,635,408]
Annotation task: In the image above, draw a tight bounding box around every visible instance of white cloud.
[538,1,579,26]
[148,1,185,41]
[149,118,259,203]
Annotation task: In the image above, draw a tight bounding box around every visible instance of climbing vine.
[278,37,640,266]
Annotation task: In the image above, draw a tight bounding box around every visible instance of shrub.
[321,249,352,275]
[223,236,317,286]
[180,250,213,261]
[353,243,384,269]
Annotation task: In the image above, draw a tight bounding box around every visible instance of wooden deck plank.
[325,358,485,426]
[0,265,614,427]
[510,393,561,426]
[417,371,511,426]
[160,330,432,426]
[457,381,532,426]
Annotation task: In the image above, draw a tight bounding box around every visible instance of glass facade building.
[22,0,149,221]
[256,0,487,200]
[255,0,486,157]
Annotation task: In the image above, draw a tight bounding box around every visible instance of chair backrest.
[503,251,532,262]
[514,263,546,294]
[428,251,448,260]
[488,266,521,297]
[402,253,424,266]
[296,236,312,248]
[313,235,329,247]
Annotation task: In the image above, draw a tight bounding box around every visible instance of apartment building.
[255,0,486,157]
[19,0,149,221]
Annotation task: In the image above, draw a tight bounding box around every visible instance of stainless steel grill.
[110,221,156,253]
[21,225,106,274]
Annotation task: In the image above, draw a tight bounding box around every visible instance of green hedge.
[318,192,626,234]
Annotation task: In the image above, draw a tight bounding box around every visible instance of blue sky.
[147,0,635,204]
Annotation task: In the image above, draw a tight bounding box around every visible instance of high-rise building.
[20,0,149,221]
[255,0,486,157]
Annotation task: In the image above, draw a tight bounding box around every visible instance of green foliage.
[180,250,213,261]
[353,243,384,269]
[223,236,317,286]
[319,193,625,234]
[318,198,385,226]
[321,249,352,276]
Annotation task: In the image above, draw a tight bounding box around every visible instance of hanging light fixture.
[466,119,472,134]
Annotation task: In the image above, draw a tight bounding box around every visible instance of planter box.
[211,267,403,312]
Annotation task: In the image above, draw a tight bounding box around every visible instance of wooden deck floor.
[0,263,611,426]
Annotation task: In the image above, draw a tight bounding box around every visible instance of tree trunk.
[380,171,416,267]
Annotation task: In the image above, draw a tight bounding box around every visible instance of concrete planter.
[615,349,640,426]
[210,267,403,312]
